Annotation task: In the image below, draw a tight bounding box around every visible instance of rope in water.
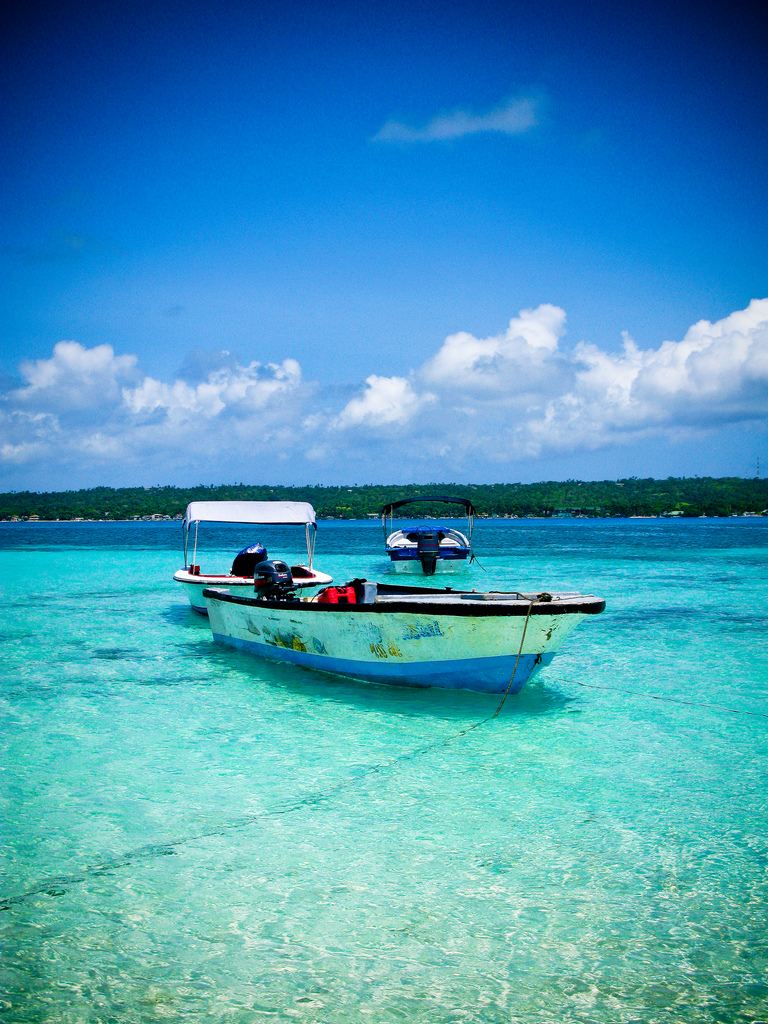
[6,666,764,912]
[571,679,768,718]
[5,602,548,912]
[493,598,536,718]
[0,598,537,910]
[0,710,495,911]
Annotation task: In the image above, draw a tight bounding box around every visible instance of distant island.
[1,477,766,521]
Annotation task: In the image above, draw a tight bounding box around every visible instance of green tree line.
[1,478,767,521]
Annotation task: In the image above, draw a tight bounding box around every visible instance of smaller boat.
[173,500,332,614]
[380,496,476,574]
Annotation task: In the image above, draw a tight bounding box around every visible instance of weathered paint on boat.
[203,589,604,693]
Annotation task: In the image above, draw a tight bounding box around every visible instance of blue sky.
[1,0,766,489]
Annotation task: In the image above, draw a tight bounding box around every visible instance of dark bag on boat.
[231,543,268,577]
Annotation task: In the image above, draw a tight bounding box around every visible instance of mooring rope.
[571,679,768,718]
[468,551,489,572]
[492,598,536,718]
[0,713,493,912]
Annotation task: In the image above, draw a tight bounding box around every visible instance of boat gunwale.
[174,564,328,587]
[202,588,606,617]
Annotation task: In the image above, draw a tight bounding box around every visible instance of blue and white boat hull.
[203,587,605,694]
[387,551,470,573]
[384,526,471,575]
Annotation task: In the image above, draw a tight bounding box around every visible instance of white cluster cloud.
[0,348,309,481]
[334,375,435,429]
[556,299,768,442]
[123,358,302,422]
[373,95,539,143]
[422,303,569,395]
[1,299,767,486]
[15,341,138,411]
[412,298,768,461]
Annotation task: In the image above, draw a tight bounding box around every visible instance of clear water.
[1,519,767,1023]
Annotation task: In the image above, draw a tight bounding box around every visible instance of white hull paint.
[174,567,332,614]
[391,557,468,573]
[204,589,603,693]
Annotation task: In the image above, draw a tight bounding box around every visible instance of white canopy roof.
[184,500,316,528]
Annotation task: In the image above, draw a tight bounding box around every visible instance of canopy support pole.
[306,523,315,568]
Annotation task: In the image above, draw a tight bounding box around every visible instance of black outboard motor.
[254,559,294,600]
[231,543,268,577]
[415,527,441,575]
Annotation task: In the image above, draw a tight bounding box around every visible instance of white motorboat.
[381,496,476,574]
[173,500,332,614]
[203,576,605,694]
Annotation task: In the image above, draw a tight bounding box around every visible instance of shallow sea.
[1,518,767,1024]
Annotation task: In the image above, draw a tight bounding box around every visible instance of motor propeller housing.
[415,527,441,575]
[254,559,294,599]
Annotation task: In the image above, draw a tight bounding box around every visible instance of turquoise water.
[1,519,767,1023]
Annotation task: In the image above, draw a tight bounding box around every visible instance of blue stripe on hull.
[211,632,554,693]
[387,552,469,560]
